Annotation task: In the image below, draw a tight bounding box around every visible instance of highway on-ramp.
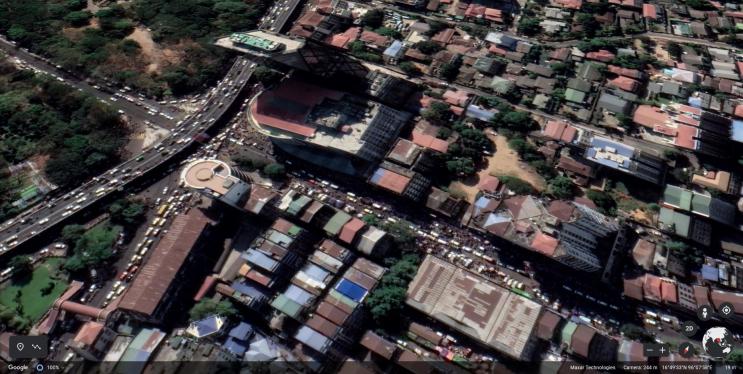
[0,57,256,256]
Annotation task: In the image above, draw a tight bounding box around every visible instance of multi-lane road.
[0,36,181,129]
[0,56,256,255]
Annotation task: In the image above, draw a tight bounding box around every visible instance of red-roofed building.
[661,279,678,304]
[531,232,559,256]
[289,12,326,38]
[251,80,345,137]
[478,175,502,194]
[735,104,743,118]
[326,27,361,49]
[644,274,663,302]
[674,125,699,150]
[360,31,391,49]
[464,3,486,18]
[542,120,578,143]
[586,50,615,62]
[485,8,503,22]
[557,156,593,186]
[642,4,657,19]
[411,121,450,153]
[489,45,507,55]
[443,90,470,107]
[339,218,365,244]
[431,28,456,45]
[547,200,575,222]
[737,62,743,80]
[676,104,702,116]
[608,65,643,79]
[551,0,582,9]
[369,168,411,194]
[607,76,639,92]
[633,105,671,128]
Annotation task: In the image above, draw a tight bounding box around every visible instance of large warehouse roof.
[406,255,542,360]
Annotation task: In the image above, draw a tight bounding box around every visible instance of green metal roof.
[230,33,281,51]
[287,195,312,216]
[663,185,692,211]
[691,193,711,216]
[271,294,302,318]
[659,207,691,238]
[287,224,302,237]
[560,322,577,347]
[329,289,358,309]
[323,211,352,236]
[564,88,586,103]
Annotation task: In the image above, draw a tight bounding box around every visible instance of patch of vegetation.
[109,198,147,227]
[365,254,420,333]
[664,240,703,270]
[0,258,67,330]
[262,163,286,179]
[398,61,421,77]
[0,58,128,221]
[349,41,383,63]
[498,175,536,195]
[414,40,442,55]
[518,17,542,36]
[360,9,385,29]
[548,176,576,199]
[63,223,122,273]
[586,190,617,216]
[2,0,269,97]
[189,299,238,321]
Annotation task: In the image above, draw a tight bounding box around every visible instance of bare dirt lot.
[449,133,546,202]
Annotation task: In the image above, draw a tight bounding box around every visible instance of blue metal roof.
[335,278,368,302]
[465,104,497,122]
[229,322,254,341]
[701,264,719,281]
[383,40,404,57]
[284,284,314,305]
[732,120,743,143]
[224,337,248,356]
[189,315,224,338]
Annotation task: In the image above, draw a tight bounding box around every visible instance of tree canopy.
[548,176,576,199]
[189,299,238,321]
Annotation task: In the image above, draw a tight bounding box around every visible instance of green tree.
[499,176,535,195]
[64,11,92,27]
[586,190,617,215]
[109,198,146,226]
[362,214,379,226]
[382,220,417,252]
[446,157,476,176]
[254,65,282,86]
[62,224,86,244]
[361,9,384,29]
[262,163,286,179]
[375,27,402,39]
[518,17,542,36]
[398,61,421,77]
[414,40,442,55]
[8,255,32,277]
[439,56,462,81]
[189,299,238,321]
[421,101,451,125]
[365,254,420,331]
[548,176,576,199]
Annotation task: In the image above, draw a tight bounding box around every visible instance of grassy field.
[0,258,68,322]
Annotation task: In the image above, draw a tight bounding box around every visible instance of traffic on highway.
[0,57,256,255]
